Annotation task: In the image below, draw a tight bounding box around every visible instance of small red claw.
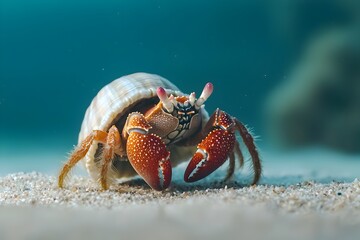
[184,128,235,182]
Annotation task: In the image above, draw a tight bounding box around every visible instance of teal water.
[0,1,358,178]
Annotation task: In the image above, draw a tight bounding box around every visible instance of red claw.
[125,113,172,191]
[127,132,171,190]
[184,128,235,182]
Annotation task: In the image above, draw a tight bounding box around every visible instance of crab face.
[142,84,213,145]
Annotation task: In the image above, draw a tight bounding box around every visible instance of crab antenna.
[157,87,174,112]
[189,92,196,106]
[195,82,213,108]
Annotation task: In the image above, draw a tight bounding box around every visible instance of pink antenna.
[157,87,174,112]
[195,83,213,108]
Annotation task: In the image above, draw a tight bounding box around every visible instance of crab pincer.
[184,110,236,182]
[125,112,172,191]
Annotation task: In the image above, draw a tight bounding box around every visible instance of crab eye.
[178,111,185,115]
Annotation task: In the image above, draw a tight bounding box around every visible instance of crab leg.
[184,109,236,182]
[234,140,244,169]
[100,125,122,190]
[224,151,236,182]
[125,112,172,191]
[234,118,262,184]
[58,130,108,188]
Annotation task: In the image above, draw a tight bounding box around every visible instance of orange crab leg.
[125,112,172,191]
[100,125,122,190]
[58,130,108,188]
[184,109,236,182]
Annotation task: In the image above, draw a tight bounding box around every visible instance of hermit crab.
[58,72,261,191]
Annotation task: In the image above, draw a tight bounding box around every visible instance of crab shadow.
[116,174,355,193]
[118,178,245,192]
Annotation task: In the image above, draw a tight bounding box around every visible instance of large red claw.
[184,128,235,182]
[126,132,171,191]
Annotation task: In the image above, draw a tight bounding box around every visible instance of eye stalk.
[157,87,174,113]
[195,82,213,109]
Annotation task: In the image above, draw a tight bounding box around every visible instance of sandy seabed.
[0,171,360,240]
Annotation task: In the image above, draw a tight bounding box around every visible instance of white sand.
[1,171,360,240]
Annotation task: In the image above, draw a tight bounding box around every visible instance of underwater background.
[1,0,359,179]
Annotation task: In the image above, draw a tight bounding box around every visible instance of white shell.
[78,72,209,182]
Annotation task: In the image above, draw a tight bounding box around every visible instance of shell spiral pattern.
[79,72,182,142]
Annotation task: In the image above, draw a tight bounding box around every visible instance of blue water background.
[0,1,359,181]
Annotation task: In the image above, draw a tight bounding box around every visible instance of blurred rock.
[265,28,360,153]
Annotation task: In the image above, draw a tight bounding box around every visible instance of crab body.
[58,72,261,190]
